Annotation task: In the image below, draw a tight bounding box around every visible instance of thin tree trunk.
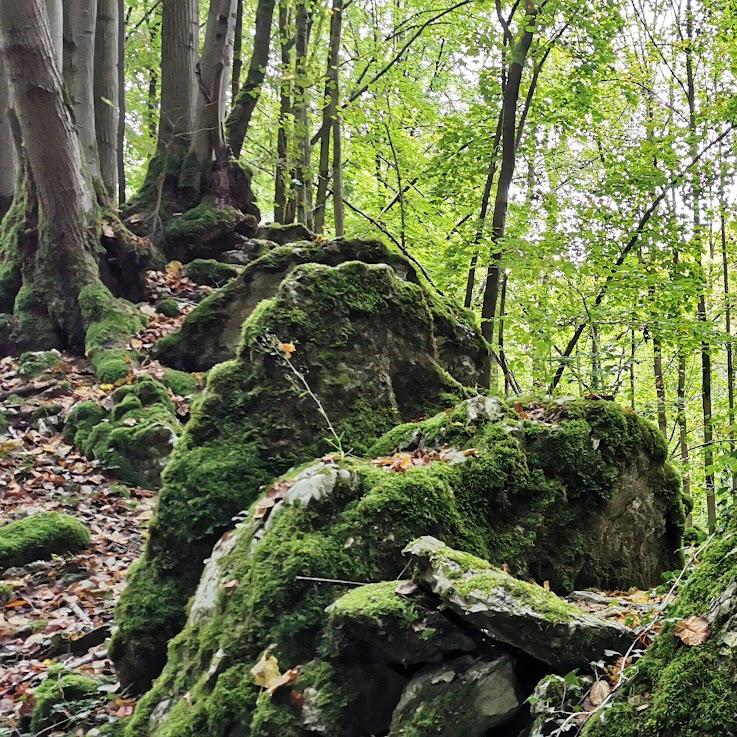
[314,0,343,233]
[479,2,536,387]
[0,54,16,218]
[94,0,119,202]
[498,272,509,396]
[685,0,715,531]
[629,328,636,410]
[63,0,101,182]
[190,0,238,169]
[294,0,312,228]
[158,0,199,152]
[226,0,277,158]
[332,116,344,235]
[0,0,101,344]
[274,0,293,222]
[677,351,692,514]
[653,335,667,436]
[721,154,736,495]
[231,0,244,101]
[116,0,126,202]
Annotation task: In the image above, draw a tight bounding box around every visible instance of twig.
[296,576,367,586]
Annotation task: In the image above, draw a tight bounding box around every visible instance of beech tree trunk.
[274,0,293,222]
[46,0,64,66]
[158,0,199,151]
[116,0,126,202]
[190,0,238,169]
[479,2,536,386]
[314,0,343,233]
[226,0,277,158]
[0,54,16,218]
[0,0,102,347]
[63,0,102,183]
[294,0,312,228]
[94,0,120,201]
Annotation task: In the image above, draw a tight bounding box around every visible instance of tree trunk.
[677,351,691,514]
[190,0,238,171]
[226,0,277,158]
[0,0,101,347]
[116,0,126,203]
[294,0,312,228]
[94,0,120,202]
[274,0,293,222]
[721,155,736,495]
[63,0,102,183]
[231,0,244,100]
[46,0,64,66]
[158,0,199,152]
[332,116,344,235]
[479,3,536,387]
[314,0,343,233]
[653,335,667,437]
[0,54,16,218]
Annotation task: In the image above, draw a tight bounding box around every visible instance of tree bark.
[94,0,119,202]
[226,0,277,158]
[45,0,64,67]
[274,0,293,222]
[0,53,16,218]
[314,0,343,233]
[231,0,244,100]
[653,335,667,436]
[158,0,199,152]
[294,0,312,228]
[0,0,101,346]
[190,0,238,169]
[63,0,102,183]
[479,2,536,386]
[116,0,126,202]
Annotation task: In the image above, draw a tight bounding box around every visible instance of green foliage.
[0,512,90,571]
[31,669,101,734]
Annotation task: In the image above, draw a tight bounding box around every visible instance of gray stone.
[407,536,633,672]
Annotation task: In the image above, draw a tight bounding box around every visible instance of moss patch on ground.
[30,669,101,733]
[0,512,90,571]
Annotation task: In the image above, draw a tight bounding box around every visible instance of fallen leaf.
[251,650,281,689]
[589,679,611,706]
[395,581,418,596]
[278,342,297,359]
[674,615,710,646]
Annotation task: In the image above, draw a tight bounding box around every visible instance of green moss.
[161,368,200,397]
[0,176,27,312]
[80,283,146,383]
[327,580,417,623]
[156,299,182,318]
[18,350,61,378]
[0,512,90,571]
[30,669,100,733]
[183,259,239,287]
[165,200,243,244]
[65,377,182,487]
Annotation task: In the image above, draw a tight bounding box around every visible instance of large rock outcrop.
[155,237,486,380]
[111,255,488,691]
[118,395,684,735]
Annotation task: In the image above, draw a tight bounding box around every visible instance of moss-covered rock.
[0,512,90,571]
[121,396,683,735]
[18,349,63,377]
[64,376,182,487]
[30,669,100,733]
[183,259,239,287]
[113,258,486,692]
[80,283,147,384]
[155,298,182,318]
[155,237,486,381]
[582,516,737,737]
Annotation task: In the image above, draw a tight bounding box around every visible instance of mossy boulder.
[30,669,100,733]
[182,259,239,287]
[64,376,182,487]
[18,349,63,377]
[581,515,737,737]
[155,237,487,381]
[121,396,683,735]
[112,258,486,692]
[0,512,90,571]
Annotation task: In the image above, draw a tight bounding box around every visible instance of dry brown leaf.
[278,342,297,359]
[395,581,418,596]
[674,615,710,646]
[589,679,611,706]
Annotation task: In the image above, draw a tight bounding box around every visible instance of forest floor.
[0,269,675,737]
[0,269,206,736]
